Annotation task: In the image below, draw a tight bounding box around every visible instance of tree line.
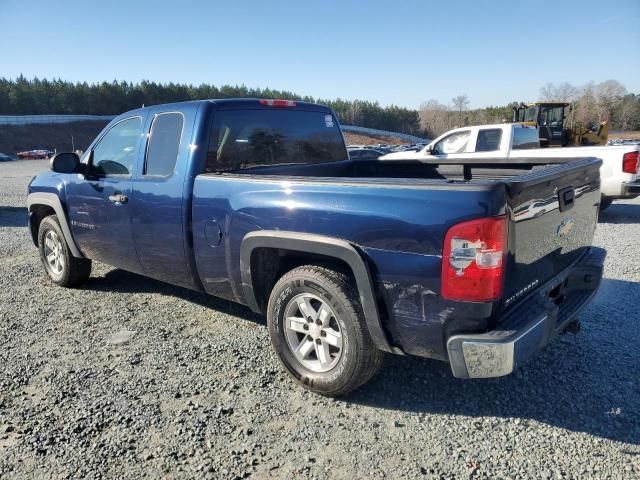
[419,80,640,138]
[0,76,422,135]
[3,77,637,139]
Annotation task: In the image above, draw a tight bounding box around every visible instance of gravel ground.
[1,159,639,479]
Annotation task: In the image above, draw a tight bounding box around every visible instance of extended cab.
[28,99,605,395]
[381,123,640,210]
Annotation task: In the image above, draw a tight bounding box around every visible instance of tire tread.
[38,215,91,287]
[269,264,383,396]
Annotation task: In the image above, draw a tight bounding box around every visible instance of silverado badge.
[557,217,574,238]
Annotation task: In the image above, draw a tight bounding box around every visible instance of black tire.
[267,265,383,396]
[599,197,613,212]
[38,215,91,287]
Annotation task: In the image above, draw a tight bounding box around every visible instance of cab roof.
[116,98,332,119]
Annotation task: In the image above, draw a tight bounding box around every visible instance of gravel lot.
[1,159,639,479]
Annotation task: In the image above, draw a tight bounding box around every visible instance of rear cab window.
[206,108,346,173]
[475,129,502,152]
[145,112,184,176]
[512,126,540,150]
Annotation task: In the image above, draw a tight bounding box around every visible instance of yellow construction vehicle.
[511,102,608,147]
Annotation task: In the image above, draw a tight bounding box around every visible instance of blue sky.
[1,0,639,109]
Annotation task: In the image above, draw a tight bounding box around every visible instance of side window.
[433,131,470,155]
[475,129,502,152]
[145,113,184,176]
[92,117,142,177]
[512,127,540,150]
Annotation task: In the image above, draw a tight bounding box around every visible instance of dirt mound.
[343,131,409,146]
[608,131,640,140]
[0,121,109,156]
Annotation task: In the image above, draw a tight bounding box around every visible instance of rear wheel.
[38,215,91,287]
[267,265,383,396]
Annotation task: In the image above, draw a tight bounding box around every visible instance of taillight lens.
[441,216,507,302]
[622,151,639,174]
[259,99,296,107]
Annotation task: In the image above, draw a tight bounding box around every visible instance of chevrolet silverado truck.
[28,99,605,395]
[381,123,640,211]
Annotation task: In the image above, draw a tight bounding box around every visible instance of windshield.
[206,109,347,172]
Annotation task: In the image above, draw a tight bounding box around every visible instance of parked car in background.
[607,138,640,146]
[0,152,16,162]
[347,148,385,160]
[17,149,54,160]
[380,123,640,210]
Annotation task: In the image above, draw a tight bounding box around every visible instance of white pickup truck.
[381,123,640,209]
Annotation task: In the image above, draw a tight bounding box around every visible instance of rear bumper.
[447,247,606,379]
[621,180,640,198]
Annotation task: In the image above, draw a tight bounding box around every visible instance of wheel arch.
[27,192,84,258]
[240,230,395,353]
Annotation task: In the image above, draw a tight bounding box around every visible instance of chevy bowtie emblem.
[557,217,574,238]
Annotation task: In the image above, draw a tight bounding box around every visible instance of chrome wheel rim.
[44,230,64,275]
[284,293,343,373]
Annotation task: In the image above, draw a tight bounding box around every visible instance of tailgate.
[503,158,601,309]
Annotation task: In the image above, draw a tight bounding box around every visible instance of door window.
[539,106,564,127]
[92,117,143,177]
[145,112,184,176]
[432,131,470,155]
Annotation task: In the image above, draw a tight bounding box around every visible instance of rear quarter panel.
[191,175,506,358]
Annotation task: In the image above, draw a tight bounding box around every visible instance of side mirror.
[424,144,434,155]
[50,152,81,174]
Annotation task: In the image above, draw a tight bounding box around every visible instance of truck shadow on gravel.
[349,277,640,445]
[80,269,263,324]
[76,267,639,445]
[598,202,640,224]
[0,206,27,227]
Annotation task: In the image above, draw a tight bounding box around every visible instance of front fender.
[27,192,83,258]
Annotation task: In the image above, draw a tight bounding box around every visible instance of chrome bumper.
[622,180,640,197]
[447,247,606,379]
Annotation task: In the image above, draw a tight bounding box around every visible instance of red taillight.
[623,151,639,174]
[259,99,296,107]
[441,216,507,302]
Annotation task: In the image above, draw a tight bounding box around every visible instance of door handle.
[108,194,128,204]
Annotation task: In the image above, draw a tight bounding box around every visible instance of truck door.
[538,105,566,147]
[66,116,144,274]
[131,109,197,289]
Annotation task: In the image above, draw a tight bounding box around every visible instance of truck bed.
[192,156,602,358]
[203,156,573,183]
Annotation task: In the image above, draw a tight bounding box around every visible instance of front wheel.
[38,215,91,287]
[267,265,383,396]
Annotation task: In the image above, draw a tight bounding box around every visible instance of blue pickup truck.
[27,99,605,395]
